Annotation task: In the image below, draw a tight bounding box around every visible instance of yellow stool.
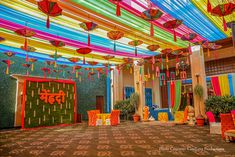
[158,112,168,122]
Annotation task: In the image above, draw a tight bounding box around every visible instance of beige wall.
[122,69,134,87]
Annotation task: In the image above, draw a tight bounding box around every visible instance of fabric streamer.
[170,81,175,108]
[167,82,171,108]
[218,75,230,96]
[173,80,181,113]
[211,76,222,96]
[232,74,235,95]
[228,74,234,96]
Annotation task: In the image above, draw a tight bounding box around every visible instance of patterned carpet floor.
[0,121,234,157]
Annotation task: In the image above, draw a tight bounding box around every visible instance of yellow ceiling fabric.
[192,0,233,37]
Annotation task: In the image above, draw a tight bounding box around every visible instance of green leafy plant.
[194,84,204,120]
[194,84,204,100]
[205,95,235,119]
[130,93,139,115]
[114,99,134,120]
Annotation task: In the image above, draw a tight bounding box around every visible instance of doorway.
[160,84,168,108]
[96,96,104,113]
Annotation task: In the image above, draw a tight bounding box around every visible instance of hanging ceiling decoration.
[0,0,232,70]
[49,40,65,67]
[15,27,36,62]
[76,47,92,64]
[38,0,62,28]
[79,22,98,46]
[107,30,124,53]
[210,3,235,32]
[128,40,143,56]
[163,19,183,42]
[141,8,163,36]
[112,0,122,16]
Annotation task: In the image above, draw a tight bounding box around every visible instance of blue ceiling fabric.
[150,0,227,42]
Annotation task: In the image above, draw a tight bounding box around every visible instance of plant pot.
[133,115,140,122]
[196,115,205,126]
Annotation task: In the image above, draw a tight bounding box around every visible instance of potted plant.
[114,99,134,120]
[194,84,205,126]
[130,93,140,122]
[205,95,235,121]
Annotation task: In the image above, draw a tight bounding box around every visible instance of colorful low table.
[97,113,111,125]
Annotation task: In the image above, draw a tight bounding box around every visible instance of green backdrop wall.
[0,53,107,129]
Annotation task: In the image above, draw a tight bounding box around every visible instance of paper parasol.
[107,30,124,52]
[163,19,182,42]
[141,9,163,36]
[76,47,92,64]
[38,0,62,28]
[29,58,37,71]
[128,40,143,56]
[2,60,14,74]
[147,45,160,51]
[22,63,31,76]
[211,3,235,31]
[20,45,36,62]
[15,27,36,61]
[80,22,97,46]
[49,40,64,67]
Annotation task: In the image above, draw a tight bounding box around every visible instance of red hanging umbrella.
[2,60,14,75]
[74,65,82,78]
[15,28,36,61]
[103,55,115,75]
[171,49,184,63]
[41,67,50,78]
[163,19,182,42]
[107,30,124,52]
[211,3,235,31]
[22,63,31,76]
[147,45,160,52]
[161,48,172,78]
[80,22,97,46]
[3,52,15,74]
[96,67,104,79]
[181,33,197,54]
[49,40,65,67]
[103,55,115,61]
[20,45,36,62]
[68,57,80,63]
[128,40,143,56]
[111,0,122,16]
[147,45,159,70]
[141,9,163,36]
[207,0,212,12]
[29,58,37,71]
[38,0,62,28]
[0,37,5,42]
[76,47,92,64]
[87,61,99,73]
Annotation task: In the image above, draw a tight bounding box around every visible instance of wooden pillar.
[190,45,207,117]
[134,65,145,119]
[152,77,161,106]
[112,68,124,104]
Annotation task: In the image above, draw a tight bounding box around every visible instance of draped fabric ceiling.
[0,0,233,67]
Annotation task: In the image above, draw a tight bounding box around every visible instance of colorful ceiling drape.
[0,0,232,67]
